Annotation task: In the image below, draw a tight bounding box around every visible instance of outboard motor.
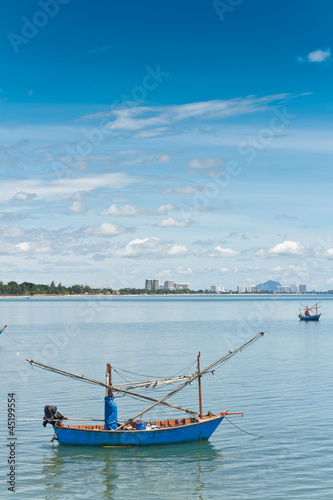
[43,405,64,427]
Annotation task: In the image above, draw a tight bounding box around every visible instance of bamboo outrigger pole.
[26,359,199,415]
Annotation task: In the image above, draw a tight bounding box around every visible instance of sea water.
[0,295,332,499]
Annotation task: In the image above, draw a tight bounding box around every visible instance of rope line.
[224,417,265,438]
[43,426,62,446]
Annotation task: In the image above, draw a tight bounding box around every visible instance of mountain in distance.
[256,280,281,292]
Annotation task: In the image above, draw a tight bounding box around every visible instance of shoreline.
[0,293,325,299]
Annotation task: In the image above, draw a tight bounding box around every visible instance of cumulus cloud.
[156,217,192,228]
[210,246,240,257]
[100,204,151,216]
[257,240,305,257]
[317,248,333,259]
[114,236,187,258]
[69,191,87,214]
[298,47,331,63]
[12,191,37,201]
[15,241,50,254]
[85,223,129,236]
[157,204,175,215]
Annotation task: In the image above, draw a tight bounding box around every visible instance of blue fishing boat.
[298,304,321,321]
[27,331,265,447]
[49,412,226,446]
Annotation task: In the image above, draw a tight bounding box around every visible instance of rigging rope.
[224,417,265,438]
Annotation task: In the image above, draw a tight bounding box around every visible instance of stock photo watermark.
[7,0,71,54]
[213,0,244,23]
[51,64,170,178]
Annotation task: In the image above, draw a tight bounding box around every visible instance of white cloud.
[134,127,169,138]
[188,157,222,172]
[15,242,31,252]
[156,217,192,228]
[258,241,305,257]
[210,246,240,257]
[157,204,175,215]
[298,47,331,63]
[0,173,136,203]
[115,236,187,258]
[69,191,87,214]
[167,244,188,256]
[12,192,37,201]
[85,223,128,236]
[326,278,333,285]
[14,241,50,254]
[100,204,150,216]
[317,248,333,259]
[83,94,297,134]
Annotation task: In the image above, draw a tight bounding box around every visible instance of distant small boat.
[26,331,266,447]
[298,304,321,321]
[0,325,7,335]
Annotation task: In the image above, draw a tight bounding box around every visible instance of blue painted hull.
[299,314,321,321]
[53,416,224,446]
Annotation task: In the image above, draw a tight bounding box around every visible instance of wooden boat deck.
[57,415,217,431]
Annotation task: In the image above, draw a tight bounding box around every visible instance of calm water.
[0,295,332,499]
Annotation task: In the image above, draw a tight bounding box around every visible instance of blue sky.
[1,0,332,290]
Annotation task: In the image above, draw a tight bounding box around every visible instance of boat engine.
[43,405,64,427]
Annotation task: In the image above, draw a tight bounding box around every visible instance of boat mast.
[106,363,113,397]
[197,351,203,417]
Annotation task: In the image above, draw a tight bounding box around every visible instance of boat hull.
[299,314,321,321]
[53,416,224,446]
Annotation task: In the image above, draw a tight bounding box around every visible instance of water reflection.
[42,441,223,499]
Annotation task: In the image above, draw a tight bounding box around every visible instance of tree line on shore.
[0,281,196,296]
[0,281,95,295]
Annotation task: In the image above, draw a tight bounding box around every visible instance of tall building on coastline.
[164,280,175,290]
[145,279,153,290]
[145,279,189,291]
[145,279,160,291]
[175,283,190,290]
